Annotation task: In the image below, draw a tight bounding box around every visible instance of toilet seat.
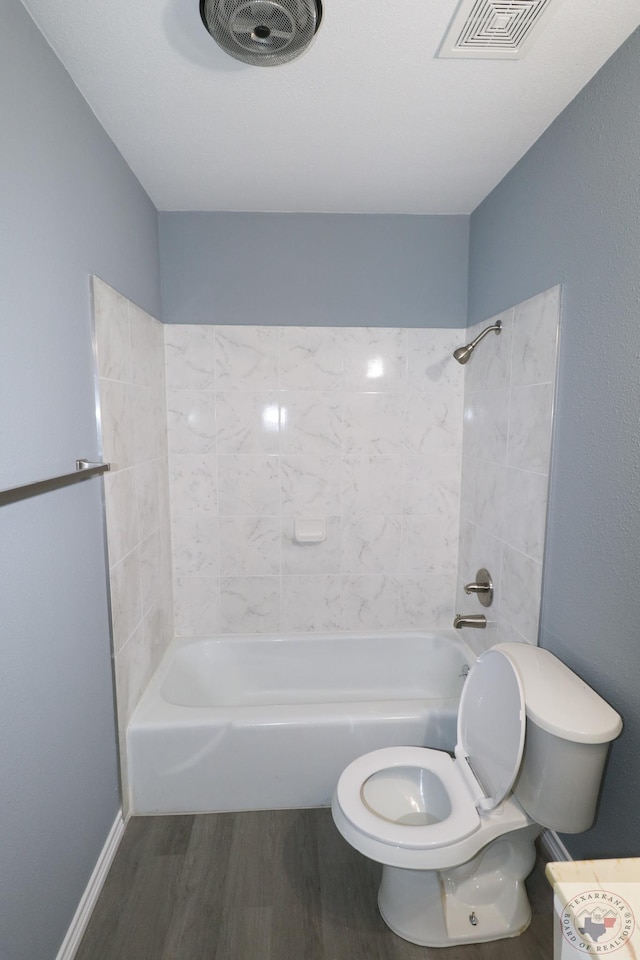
[332,649,531,869]
[332,649,534,872]
[335,746,481,850]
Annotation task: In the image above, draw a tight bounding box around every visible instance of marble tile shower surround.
[93,277,174,807]
[93,276,556,780]
[456,285,561,655]
[164,325,467,635]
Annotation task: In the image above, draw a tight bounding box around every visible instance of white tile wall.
[164,325,466,635]
[94,280,560,783]
[456,285,561,653]
[93,277,173,808]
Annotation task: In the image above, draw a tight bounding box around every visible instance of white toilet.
[332,641,622,948]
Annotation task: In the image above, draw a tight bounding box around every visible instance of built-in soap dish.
[293,518,326,544]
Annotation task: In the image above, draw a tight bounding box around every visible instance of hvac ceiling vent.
[200,0,322,66]
[438,0,565,59]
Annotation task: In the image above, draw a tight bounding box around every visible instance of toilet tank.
[493,643,622,834]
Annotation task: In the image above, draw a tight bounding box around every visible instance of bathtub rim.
[129,628,474,728]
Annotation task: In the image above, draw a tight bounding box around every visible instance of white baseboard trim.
[539,828,572,863]
[55,811,125,960]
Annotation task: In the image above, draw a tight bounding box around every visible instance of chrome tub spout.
[453,614,487,629]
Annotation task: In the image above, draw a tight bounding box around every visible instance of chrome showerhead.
[453,320,502,364]
[453,343,474,364]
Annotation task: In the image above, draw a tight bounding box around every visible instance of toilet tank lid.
[493,643,622,744]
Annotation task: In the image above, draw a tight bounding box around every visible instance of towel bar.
[0,459,110,506]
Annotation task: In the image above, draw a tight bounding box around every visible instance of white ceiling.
[19,0,640,214]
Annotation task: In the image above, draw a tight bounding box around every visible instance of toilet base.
[377,826,539,947]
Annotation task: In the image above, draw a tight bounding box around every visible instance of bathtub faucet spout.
[453,614,487,629]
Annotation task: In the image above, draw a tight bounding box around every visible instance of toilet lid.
[456,648,525,811]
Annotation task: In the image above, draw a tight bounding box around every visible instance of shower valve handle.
[463,568,493,608]
[464,582,490,595]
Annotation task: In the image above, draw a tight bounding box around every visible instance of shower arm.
[467,321,502,351]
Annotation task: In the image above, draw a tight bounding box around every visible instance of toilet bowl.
[332,642,623,948]
[333,745,534,871]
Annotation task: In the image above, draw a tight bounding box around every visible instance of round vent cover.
[200,0,322,66]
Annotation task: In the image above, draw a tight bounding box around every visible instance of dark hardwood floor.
[75,809,553,960]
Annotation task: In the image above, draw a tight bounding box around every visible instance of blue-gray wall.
[5,5,639,956]
[0,3,160,958]
[159,212,469,327]
[469,27,640,859]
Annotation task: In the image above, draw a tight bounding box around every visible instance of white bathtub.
[127,630,472,815]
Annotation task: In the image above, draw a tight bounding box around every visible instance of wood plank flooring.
[75,810,553,960]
